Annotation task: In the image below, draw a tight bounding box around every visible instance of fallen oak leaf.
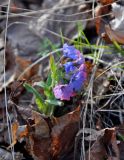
[105,25,124,44]
[51,108,80,158]
[27,111,50,160]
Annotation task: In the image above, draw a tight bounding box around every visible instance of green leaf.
[113,40,122,51]
[50,55,59,87]
[45,99,64,106]
[35,98,47,114]
[60,28,65,45]
[24,83,43,101]
[35,81,49,90]
[24,83,47,114]
[117,133,124,141]
[50,55,56,73]
[24,83,56,116]
[113,40,124,56]
[46,73,52,86]
[34,81,54,99]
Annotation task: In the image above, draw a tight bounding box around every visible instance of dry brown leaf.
[101,32,112,43]
[97,0,114,5]
[105,25,124,44]
[12,122,19,145]
[85,60,94,75]
[31,111,50,138]
[95,5,110,35]
[11,121,28,146]
[51,108,80,159]
[10,80,25,103]
[104,129,120,160]
[95,5,102,34]
[27,111,50,160]
[95,0,116,35]
[28,135,51,160]
[15,55,39,80]
[86,128,120,160]
[22,109,80,160]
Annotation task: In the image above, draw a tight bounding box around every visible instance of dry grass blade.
[0,0,119,19]
[3,0,15,159]
[0,10,113,22]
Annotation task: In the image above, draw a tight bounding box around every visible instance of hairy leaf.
[50,55,59,87]
[24,83,47,114]
[45,99,64,106]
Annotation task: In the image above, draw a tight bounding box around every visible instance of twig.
[0,0,119,19]
[0,0,95,20]
[0,10,113,22]
[3,0,15,159]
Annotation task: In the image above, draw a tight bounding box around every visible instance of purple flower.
[63,43,84,64]
[53,44,87,101]
[69,64,86,92]
[75,52,84,65]
[53,84,74,101]
[63,43,79,60]
[63,62,77,73]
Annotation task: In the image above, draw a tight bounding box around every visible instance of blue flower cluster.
[53,44,86,100]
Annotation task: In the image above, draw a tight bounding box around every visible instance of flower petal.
[69,64,86,92]
[63,62,77,73]
[53,84,74,101]
[63,43,79,60]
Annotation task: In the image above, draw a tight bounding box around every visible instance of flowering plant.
[53,44,86,100]
[24,44,87,116]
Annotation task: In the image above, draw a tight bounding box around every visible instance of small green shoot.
[117,133,124,141]
[50,55,60,87]
[113,40,124,56]
[60,28,65,46]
